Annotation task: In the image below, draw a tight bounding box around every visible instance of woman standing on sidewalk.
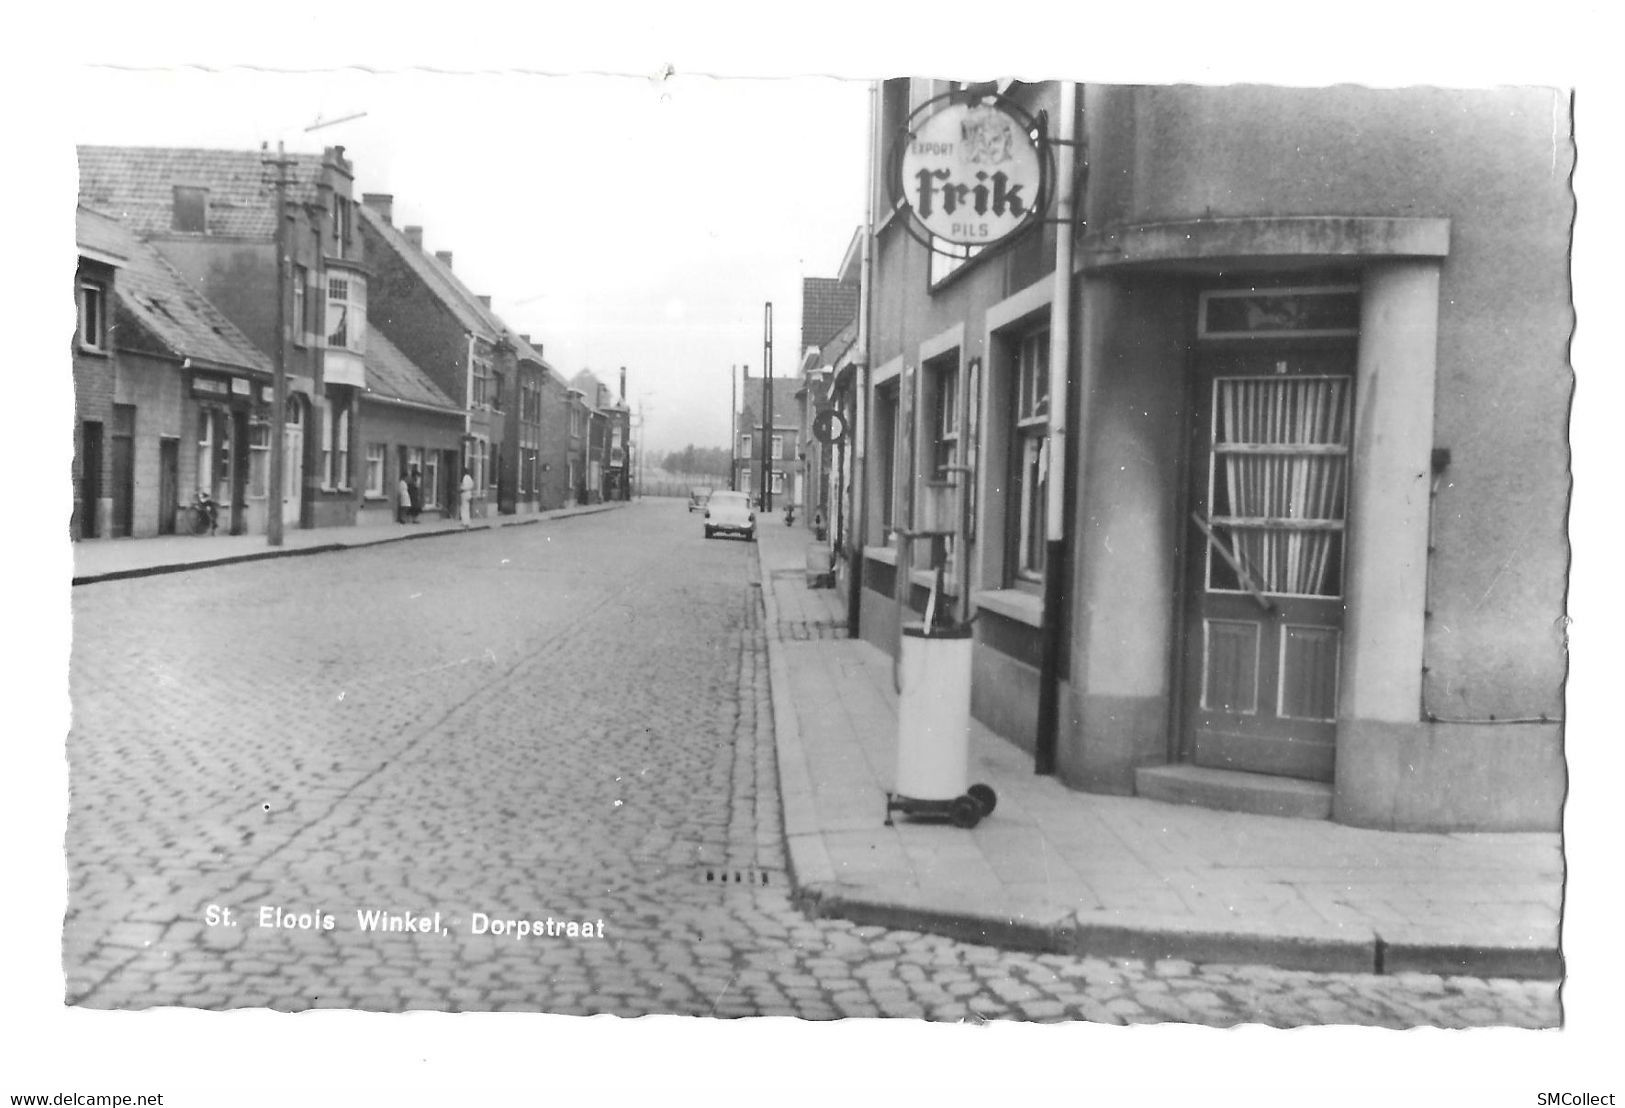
[459,468,474,528]
[397,473,411,525]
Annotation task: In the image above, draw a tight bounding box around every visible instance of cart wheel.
[951,795,982,828]
[968,783,997,818]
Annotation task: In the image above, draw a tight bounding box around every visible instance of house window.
[365,443,385,496]
[929,239,983,287]
[77,279,107,352]
[332,196,352,256]
[334,404,351,490]
[930,358,959,479]
[771,434,784,460]
[739,433,752,460]
[873,378,899,540]
[771,471,785,495]
[491,371,505,412]
[326,273,366,353]
[472,359,491,409]
[1012,328,1050,582]
[173,186,208,233]
[570,404,583,437]
[292,265,309,342]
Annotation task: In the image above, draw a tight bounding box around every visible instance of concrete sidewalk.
[756,520,1564,979]
[71,501,628,584]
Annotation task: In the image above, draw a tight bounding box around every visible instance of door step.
[1134,764,1333,820]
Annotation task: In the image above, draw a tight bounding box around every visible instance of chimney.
[477,295,491,308]
[404,225,423,250]
[435,250,453,270]
[361,193,394,224]
[518,333,531,344]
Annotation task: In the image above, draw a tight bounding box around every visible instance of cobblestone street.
[66,501,1559,1025]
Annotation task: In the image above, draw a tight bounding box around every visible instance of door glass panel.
[1279,624,1340,721]
[1208,375,1352,598]
[1202,619,1260,714]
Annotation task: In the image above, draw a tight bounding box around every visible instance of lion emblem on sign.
[960,106,1016,166]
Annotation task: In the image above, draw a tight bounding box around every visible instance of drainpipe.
[846,79,878,639]
[1035,82,1080,777]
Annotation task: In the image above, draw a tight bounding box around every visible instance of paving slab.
[755,519,1565,979]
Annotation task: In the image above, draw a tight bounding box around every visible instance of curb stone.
[753,535,1562,980]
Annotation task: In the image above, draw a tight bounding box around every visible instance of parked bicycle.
[184,490,219,536]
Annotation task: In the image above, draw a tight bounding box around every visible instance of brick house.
[73,205,271,539]
[569,370,631,502]
[797,233,862,537]
[734,373,803,511]
[78,144,371,533]
[850,80,1571,832]
[359,201,506,520]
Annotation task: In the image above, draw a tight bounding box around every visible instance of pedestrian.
[460,467,474,528]
[397,472,411,525]
[408,466,423,524]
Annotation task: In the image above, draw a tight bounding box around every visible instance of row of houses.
[73,144,632,541]
[791,80,1571,835]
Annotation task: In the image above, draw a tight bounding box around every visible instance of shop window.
[77,279,107,352]
[424,451,441,508]
[365,443,385,496]
[249,418,270,498]
[173,186,208,233]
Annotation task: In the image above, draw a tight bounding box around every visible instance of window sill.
[973,588,1045,628]
[862,545,898,566]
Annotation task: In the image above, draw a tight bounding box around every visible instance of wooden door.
[1181,345,1354,781]
[80,422,103,539]
[158,438,179,535]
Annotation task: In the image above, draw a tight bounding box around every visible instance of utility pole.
[264,141,294,547]
[729,364,737,492]
[761,302,773,513]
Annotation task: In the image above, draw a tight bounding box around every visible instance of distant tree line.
[656,444,732,478]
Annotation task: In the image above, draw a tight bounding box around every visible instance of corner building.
[855,81,1571,832]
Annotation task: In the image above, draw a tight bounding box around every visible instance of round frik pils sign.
[898,95,1044,249]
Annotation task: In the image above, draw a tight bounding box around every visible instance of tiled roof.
[76,204,132,264]
[800,276,859,351]
[738,374,801,430]
[819,316,858,367]
[363,327,460,412]
[77,145,325,239]
[78,206,270,374]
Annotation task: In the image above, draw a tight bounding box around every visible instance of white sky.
[10,3,1625,1104]
[72,67,870,456]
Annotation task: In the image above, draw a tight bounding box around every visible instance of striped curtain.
[1214,376,1352,598]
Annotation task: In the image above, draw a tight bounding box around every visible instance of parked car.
[687,486,713,513]
[703,491,756,541]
